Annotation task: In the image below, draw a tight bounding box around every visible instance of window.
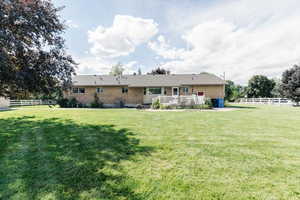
[72,87,85,94]
[148,88,162,95]
[144,88,146,95]
[72,88,78,94]
[122,87,128,94]
[182,87,189,95]
[96,88,104,93]
[172,87,179,96]
[79,88,85,94]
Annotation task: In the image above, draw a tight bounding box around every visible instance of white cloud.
[66,20,79,29]
[75,57,140,75]
[88,15,158,58]
[150,0,300,84]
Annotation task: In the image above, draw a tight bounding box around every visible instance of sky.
[52,0,300,84]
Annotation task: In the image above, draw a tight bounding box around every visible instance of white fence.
[0,97,10,108]
[9,99,56,107]
[153,95,205,106]
[239,98,293,105]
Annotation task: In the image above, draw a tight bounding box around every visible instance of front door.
[172,87,179,96]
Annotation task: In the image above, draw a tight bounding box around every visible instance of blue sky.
[53,0,300,84]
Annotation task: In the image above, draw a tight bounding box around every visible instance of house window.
[122,87,128,94]
[182,87,189,95]
[148,88,162,95]
[96,88,104,93]
[72,87,85,94]
[144,88,146,95]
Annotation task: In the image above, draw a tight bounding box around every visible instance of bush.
[151,99,160,109]
[57,98,69,108]
[204,98,213,109]
[136,104,144,109]
[69,98,78,108]
[91,93,103,108]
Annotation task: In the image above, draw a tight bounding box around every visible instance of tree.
[225,80,234,101]
[138,67,142,75]
[148,67,170,75]
[271,78,282,98]
[225,80,247,102]
[247,75,275,98]
[280,65,300,105]
[109,63,124,76]
[0,0,76,97]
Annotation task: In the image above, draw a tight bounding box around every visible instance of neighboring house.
[64,74,225,107]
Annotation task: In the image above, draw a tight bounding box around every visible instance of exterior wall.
[190,85,225,99]
[64,86,144,106]
[0,97,10,108]
[64,84,225,106]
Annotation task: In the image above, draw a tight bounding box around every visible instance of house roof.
[72,74,225,87]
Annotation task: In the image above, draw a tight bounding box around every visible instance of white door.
[172,87,179,96]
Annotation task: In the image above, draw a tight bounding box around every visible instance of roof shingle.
[72,74,225,87]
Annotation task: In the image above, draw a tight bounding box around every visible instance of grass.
[0,105,300,200]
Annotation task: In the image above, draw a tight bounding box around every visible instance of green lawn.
[1,105,300,200]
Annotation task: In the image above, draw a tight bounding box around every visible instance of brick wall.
[64,86,144,106]
[64,85,224,106]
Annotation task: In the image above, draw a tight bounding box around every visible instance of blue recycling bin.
[217,98,224,108]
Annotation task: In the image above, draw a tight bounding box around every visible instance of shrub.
[69,98,78,108]
[57,98,69,108]
[151,99,160,109]
[91,93,103,108]
[136,104,144,109]
[204,98,213,109]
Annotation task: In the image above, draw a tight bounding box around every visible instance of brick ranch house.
[64,73,225,107]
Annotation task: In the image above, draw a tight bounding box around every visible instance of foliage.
[0,0,76,97]
[91,93,103,108]
[109,62,124,76]
[138,68,142,75]
[280,65,300,104]
[136,104,144,109]
[204,98,213,108]
[247,75,276,98]
[68,97,78,108]
[225,80,235,101]
[57,98,69,108]
[225,80,247,102]
[151,99,160,109]
[159,104,174,109]
[148,67,170,75]
[271,78,282,98]
[57,97,78,108]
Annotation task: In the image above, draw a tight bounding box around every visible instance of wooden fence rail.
[239,98,293,105]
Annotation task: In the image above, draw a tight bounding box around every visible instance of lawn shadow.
[0,116,153,200]
[225,104,258,109]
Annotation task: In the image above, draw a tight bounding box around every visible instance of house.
[64,73,225,107]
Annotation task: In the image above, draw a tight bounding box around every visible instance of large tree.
[148,67,170,75]
[225,80,247,102]
[280,65,300,105]
[109,63,124,76]
[0,0,76,97]
[247,75,275,98]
